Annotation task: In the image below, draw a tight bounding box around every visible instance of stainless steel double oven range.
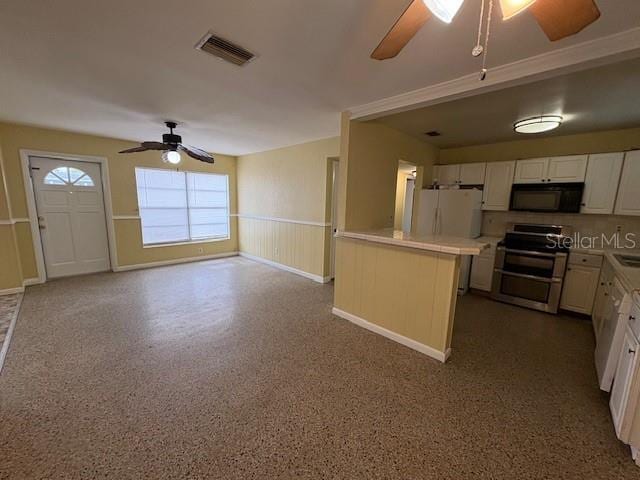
[491,224,572,314]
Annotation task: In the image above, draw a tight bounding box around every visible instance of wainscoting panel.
[238,216,329,278]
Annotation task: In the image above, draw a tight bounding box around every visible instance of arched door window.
[44,167,95,186]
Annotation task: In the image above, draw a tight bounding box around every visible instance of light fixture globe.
[162,150,182,165]
[499,0,537,20]
[422,0,464,23]
[514,115,563,134]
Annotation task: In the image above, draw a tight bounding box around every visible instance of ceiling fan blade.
[530,0,601,41]
[371,0,431,60]
[141,141,171,150]
[119,145,151,154]
[178,144,215,164]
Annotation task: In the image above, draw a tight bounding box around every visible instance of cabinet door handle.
[631,316,637,321]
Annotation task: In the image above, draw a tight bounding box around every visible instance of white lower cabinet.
[610,325,640,442]
[561,265,601,315]
[560,253,602,315]
[470,238,500,292]
[592,259,615,340]
[470,256,494,292]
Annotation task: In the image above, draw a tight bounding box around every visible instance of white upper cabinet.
[514,155,587,184]
[581,152,624,214]
[615,151,640,216]
[459,163,486,185]
[547,155,588,182]
[435,163,486,185]
[514,158,548,183]
[437,165,461,186]
[482,161,515,211]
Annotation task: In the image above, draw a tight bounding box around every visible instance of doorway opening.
[395,160,417,233]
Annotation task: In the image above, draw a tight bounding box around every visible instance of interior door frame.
[329,157,340,279]
[19,149,118,284]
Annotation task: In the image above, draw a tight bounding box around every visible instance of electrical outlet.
[197,247,204,254]
[616,225,623,233]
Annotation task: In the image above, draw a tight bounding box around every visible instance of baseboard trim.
[0,287,25,296]
[239,252,330,284]
[22,277,42,287]
[331,307,450,363]
[114,251,239,272]
[0,293,23,374]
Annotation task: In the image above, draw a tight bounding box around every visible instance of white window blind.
[135,168,230,245]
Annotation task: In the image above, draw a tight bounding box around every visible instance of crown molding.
[349,27,640,120]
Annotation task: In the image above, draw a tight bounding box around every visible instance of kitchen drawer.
[569,252,603,268]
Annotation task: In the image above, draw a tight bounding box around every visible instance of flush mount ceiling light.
[423,0,464,23]
[514,115,563,134]
[499,0,537,20]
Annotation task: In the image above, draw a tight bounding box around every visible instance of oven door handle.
[497,247,564,259]
[494,269,563,283]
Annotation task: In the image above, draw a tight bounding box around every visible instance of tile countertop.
[570,247,640,301]
[337,229,490,256]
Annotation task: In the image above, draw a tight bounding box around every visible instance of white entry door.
[30,157,110,278]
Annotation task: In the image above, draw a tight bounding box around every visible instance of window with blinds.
[135,168,230,245]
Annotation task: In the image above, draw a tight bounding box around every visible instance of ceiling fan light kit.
[422,0,464,23]
[514,115,563,134]
[162,150,182,165]
[499,0,538,20]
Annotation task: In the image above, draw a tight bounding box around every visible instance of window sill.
[142,236,231,249]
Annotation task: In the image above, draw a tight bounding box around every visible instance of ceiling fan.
[119,121,214,165]
[371,0,601,67]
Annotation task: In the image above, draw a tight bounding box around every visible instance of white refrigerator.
[415,188,483,294]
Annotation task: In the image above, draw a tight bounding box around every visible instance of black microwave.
[509,183,585,213]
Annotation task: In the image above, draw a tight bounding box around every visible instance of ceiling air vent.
[196,32,255,66]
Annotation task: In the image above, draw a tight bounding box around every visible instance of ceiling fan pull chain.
[480,0,494,81]
[472,0,486,57]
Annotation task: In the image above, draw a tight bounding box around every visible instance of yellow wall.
[237,137,340,279]
[334,237,460,360]
[439,126,640,164]
[0,142,24,291]
[0,122,238,284]
[340,119,439,231]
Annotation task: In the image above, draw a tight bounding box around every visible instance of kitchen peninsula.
[333,229,489,362]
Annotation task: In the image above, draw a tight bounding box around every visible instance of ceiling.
[376,57,640,148]
[1,0,639,155]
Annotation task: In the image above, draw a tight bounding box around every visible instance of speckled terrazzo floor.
[0,257,637,479]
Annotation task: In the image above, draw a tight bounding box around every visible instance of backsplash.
[482,211,640,238]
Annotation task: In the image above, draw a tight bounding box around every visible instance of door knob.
[630,349,636,355]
